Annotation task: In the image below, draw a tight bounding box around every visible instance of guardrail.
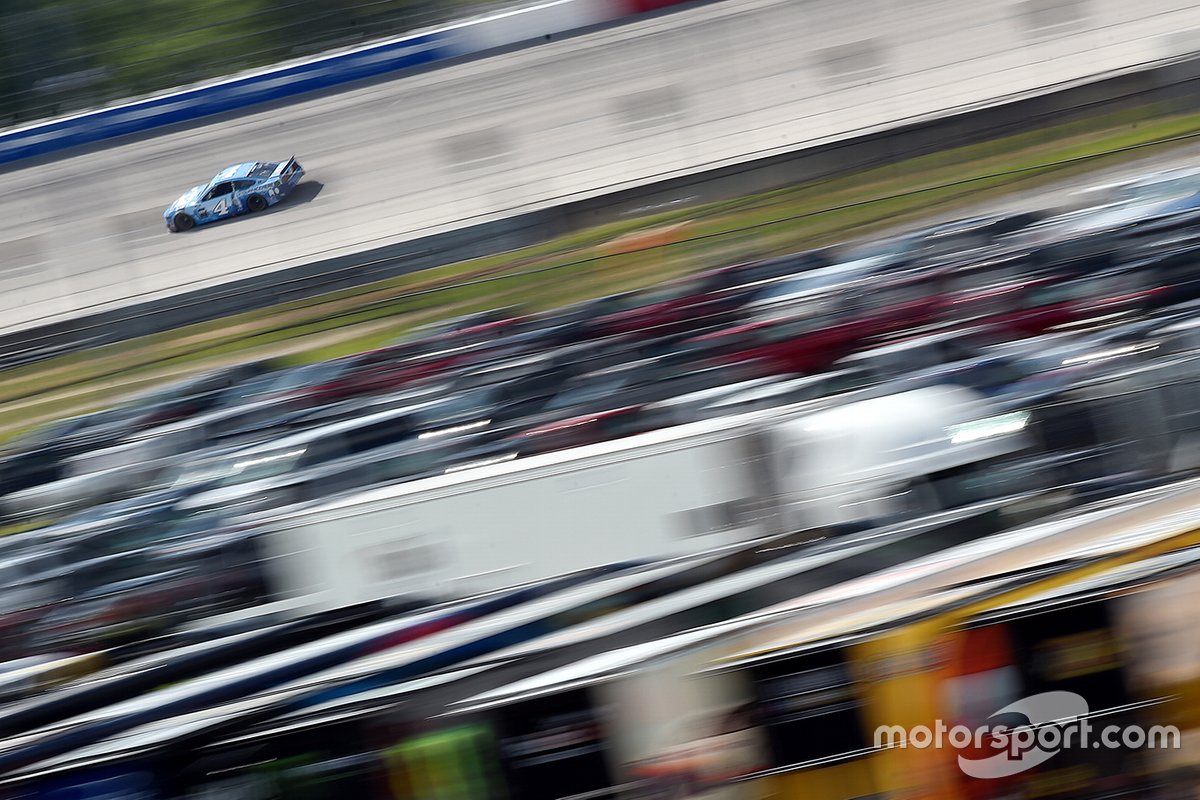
[0,0,692,166]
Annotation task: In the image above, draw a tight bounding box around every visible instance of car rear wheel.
[173,213,195,232]
[247,194,268,213]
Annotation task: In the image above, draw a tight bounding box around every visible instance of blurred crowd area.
[0,0,507,125]
[5,164,1200,677]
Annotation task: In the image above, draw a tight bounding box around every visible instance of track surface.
[2,0,1200,334]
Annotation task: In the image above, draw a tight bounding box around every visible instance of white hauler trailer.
[257,386,1035,613]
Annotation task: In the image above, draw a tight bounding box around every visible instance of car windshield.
[4,416,87,451]
[224,363,333,404]
[928,455,1042,509]
[157,513,226,543]
[217,372,282,405]
[171,453,241,489]
[172,444,302,489]
[627,277,704,308]
[248,362,342,397]
[218,447,305,485]
[546,376,631,411]
[756,265,869,303]
[431,388,495,418]
[61,497,151,527]
[843,236,915,261]
[1124,175,1200,203]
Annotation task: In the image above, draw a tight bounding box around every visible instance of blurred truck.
[250,385,1052,614]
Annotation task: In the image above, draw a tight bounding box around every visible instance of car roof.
[211,162,259,182]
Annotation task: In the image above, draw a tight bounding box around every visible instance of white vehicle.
[255,385,1042,614]
[1025,167,1200,245]
[742,256,892,322]
[1156,315,1200,357]
[770,386,1033,530]
[1074,167,1200,213]
[0,439,164,519]
[0,397,295,520]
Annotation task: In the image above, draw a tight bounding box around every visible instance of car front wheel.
[173,213,195,232]
[247,195,268,212]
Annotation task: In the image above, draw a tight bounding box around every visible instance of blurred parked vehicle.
[5,163,1200,659]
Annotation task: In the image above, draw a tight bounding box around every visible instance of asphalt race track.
[2,0,1200,335]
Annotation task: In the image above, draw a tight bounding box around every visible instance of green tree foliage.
[0,0,484,126]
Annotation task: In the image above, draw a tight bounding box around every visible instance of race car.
[163,157,305,232]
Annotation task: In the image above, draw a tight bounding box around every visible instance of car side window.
[204,182,233,201]
[1023,283,1076,308]
[298,437,346,468]
[826,368,872,395]
[233,180,256,191]
[599,410,645,438]
[780,318,822,340]
[344,417,414,455]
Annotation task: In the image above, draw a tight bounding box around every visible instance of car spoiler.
[273,156,300,178]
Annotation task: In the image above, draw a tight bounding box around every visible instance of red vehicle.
[681,269,944,375]
[688,263,1162,377]
[588,277,740,338]
[943,269,1164,339]
[588,251,831,338]
[293,314,533,406]
[295,340,497,406]
[398,308,526,344]
[419,313,528,347]
[307,347,462,404]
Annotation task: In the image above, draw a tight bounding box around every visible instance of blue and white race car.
[163,157,305,232]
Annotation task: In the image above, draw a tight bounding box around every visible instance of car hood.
[166,185,205,212]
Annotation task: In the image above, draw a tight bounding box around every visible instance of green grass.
[3,105,1200,441]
